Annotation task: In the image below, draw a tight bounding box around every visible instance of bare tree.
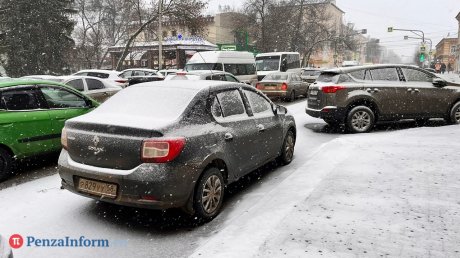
[115,0,207,71]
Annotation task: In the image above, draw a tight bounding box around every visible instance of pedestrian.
[435,62,441,73]
[447,63,452,74]
[441,63,446,74]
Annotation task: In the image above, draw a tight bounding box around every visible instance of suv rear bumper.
[306,106,347,121]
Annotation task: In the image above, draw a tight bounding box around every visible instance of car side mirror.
[433,78,447,87]
[273,104,287,115]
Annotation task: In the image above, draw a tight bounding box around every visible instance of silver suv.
[306,64,460,133]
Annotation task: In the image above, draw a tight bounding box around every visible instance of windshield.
[256,56,280,71]
[184,63,223,71]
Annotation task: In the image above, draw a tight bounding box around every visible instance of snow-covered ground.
[1,98,460,257]
[191,125,460,257]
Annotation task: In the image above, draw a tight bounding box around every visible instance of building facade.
[435,37,457,72]
[109,13,240,70]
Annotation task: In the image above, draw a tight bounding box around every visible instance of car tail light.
[61,127,68,150]
[115,79,128,83]
[322,85,346,93]
[141,137,185,163]
[176,72,187,75]
[256,83,262,89]
[281,83,288,91]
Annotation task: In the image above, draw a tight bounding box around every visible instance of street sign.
[220,44,237,51]
[420,46,426,52]
[387,27,393,32]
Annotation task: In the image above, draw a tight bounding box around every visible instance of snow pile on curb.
[191,125,460,257]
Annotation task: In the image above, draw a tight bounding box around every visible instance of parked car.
[287,68,322,84]
[62,76,122,103]
[305,64,460,133]
[164,71,242,83]
[185,51,257,85]
[72,69,128,88]
[0,234,13,258]
[59,80,296,221]
[256,72,309,101]
[0,79,98,181]
[119,68,164,86]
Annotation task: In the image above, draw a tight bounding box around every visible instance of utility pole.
[158,0,163,70]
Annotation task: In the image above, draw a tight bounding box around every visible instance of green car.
[0,79,98,181]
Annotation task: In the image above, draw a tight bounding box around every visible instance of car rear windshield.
[264,73,288,81]
[302,70,321,76]
[93,86,198,121]
[317,72,340,83]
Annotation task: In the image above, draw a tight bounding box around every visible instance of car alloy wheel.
[347,106,375,133]
[277,130,295,165]
[193,167,225,221]
[201,175,223,214]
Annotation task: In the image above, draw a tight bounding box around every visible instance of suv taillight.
[256,83,262,89]
[61,127,68,150]
[141,137,185,163]
[322,85,346,93]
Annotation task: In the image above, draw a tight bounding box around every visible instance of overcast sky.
[207,0,460,61]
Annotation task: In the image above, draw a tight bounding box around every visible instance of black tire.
[346,106,375,133]
[0,148,13,182]
[277,130,296,165]
[193,167,225,221]
[447,101,460,125]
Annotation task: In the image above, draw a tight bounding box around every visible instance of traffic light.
[388,27,393,32]
[419,52,426,62]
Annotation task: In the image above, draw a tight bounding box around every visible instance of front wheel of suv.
[346,106,375,133]
[447,101,460,124]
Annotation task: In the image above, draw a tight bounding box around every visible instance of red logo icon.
[9,234,23,249]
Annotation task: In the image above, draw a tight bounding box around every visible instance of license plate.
[310,90,318,96]
[265,86,276,90]
[77,178,117,198]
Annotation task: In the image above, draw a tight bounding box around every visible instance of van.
[184,51,257,85]
[256,52,301,81]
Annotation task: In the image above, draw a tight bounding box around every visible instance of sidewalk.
[191,125,460,257]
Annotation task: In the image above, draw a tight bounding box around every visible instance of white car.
[72,69,128,88]
[62,76,122,103]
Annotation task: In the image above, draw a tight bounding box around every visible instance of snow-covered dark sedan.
[58,81,296,221]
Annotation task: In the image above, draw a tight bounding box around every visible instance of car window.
[370,68,399,81]
[86,78,105,90]
[211,74,226,81]
[215,90,247,119]
[119,71,131,78]
[225,74,239,82]
[86,72,109,79]
[349,70,365,80]
[211,97,223,119]
[1,88,40,111]
[66,79,84,91]
[401,68,433,82]
[244,90,273,116]
[39,86,88,108]
[133,71,146,76]
[317,72,339,83]
[224,64,238,75]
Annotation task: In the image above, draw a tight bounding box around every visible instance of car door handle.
[366,88,379,93]
[407,88,420,93]
[256,124,265,132]
[224,132,233,141]
[413,88,420,93]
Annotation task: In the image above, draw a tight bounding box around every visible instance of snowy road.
[0,98,340,258]
[1,96,459,258]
